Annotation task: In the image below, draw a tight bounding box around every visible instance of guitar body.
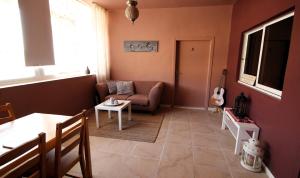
[211,87,225,106]
[210,69,227,108]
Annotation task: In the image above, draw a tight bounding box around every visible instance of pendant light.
[125,0,139,24]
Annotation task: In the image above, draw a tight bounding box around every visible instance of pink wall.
[108,6,233,105]
[226,0,300,177]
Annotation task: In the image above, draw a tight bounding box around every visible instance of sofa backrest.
[133,81,159,95]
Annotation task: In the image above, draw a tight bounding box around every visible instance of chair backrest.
[54,110,87,177]
[0,103,16,125]
[0,132,46,178]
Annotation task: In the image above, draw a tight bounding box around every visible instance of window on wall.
[239,11,294,98]
[49,0,97,75]
[0,0,35,81]
[0,0,98,87]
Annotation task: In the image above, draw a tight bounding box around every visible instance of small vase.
[85,66,90,74]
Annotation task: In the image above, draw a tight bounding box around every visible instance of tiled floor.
[70,108,268,178]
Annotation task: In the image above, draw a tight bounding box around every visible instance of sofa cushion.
[134,81,158,95]
[105,94,130,101]
[107,80,117,94]
[127,94,149,106]
[116,81,134,95]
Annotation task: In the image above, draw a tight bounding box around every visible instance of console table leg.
[252,129,259,139]
[221,113,226,130]
[235,130,241,155]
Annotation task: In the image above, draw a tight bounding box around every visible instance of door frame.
[171,37,215,110]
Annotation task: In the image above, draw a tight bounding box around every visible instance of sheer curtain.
[93,4,110,82]
[49,0,96,75]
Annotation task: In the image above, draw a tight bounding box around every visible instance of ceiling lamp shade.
[125,0,139,23]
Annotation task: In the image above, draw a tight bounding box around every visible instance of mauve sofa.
[96,81,164,113]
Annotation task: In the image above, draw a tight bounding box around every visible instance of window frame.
[239,11,294,99]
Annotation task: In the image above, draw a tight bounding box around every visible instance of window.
[0,0,98,87]
[239,12,294,98]
[49,0,97,74]
[0,0,35,81]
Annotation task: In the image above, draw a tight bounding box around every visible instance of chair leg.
[79,155,87,178]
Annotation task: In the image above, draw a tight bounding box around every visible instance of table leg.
[118,110,122,131]
[95,109,100,128]
[108,110,112,119]
[128,103,132,121]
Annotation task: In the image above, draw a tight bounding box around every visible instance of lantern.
[233,92,249,118]
[125,0,139,24]
[240,138,264,172]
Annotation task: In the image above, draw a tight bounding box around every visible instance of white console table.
[221,108,260,154]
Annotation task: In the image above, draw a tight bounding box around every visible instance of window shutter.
[18,0,55,66]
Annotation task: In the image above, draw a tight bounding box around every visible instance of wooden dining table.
[0,113,92,178]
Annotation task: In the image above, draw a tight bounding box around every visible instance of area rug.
[87,111,165,143]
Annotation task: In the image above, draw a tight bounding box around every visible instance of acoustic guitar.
[210,69,227,107]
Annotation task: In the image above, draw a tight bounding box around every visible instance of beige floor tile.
[171,116,190,123]
[191,133,219,148]
[231,170,268,178]
[89,151,126,177]
[162,143,193,163]
[168,122,190,132]
[193,147,228,169]
[123,156,160,178]
[218,133,236,151]
[155,132,167,144]
[190,124,215,134]
[131,142,164,160]
[93,138,137,155]
[157,160,194,178]
[80,108,267,178]
[194,164,232,178]
[166,129,192,145]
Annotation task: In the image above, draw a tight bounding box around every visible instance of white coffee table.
[95,100,132,130]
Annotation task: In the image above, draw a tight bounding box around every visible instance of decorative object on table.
[104,98,122,107]
[104,97,120,105]
[225,108,254,123]
[125,0,139,24]
[124,41,158,52]
[233,92,249,118]
[241,138,264,172]
[85,66,90,74]
[210,69,227,112]
[109,97,115,104]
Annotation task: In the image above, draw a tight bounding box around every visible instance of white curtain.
[93,4,110,82]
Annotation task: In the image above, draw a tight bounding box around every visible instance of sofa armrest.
[96,83,108,102]
[148,82,164,112]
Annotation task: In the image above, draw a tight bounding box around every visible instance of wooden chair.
[0,132,46,178]
[47,110,88,178]
[0,103,16,125]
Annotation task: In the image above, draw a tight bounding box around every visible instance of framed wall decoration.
[124,41,158,52]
